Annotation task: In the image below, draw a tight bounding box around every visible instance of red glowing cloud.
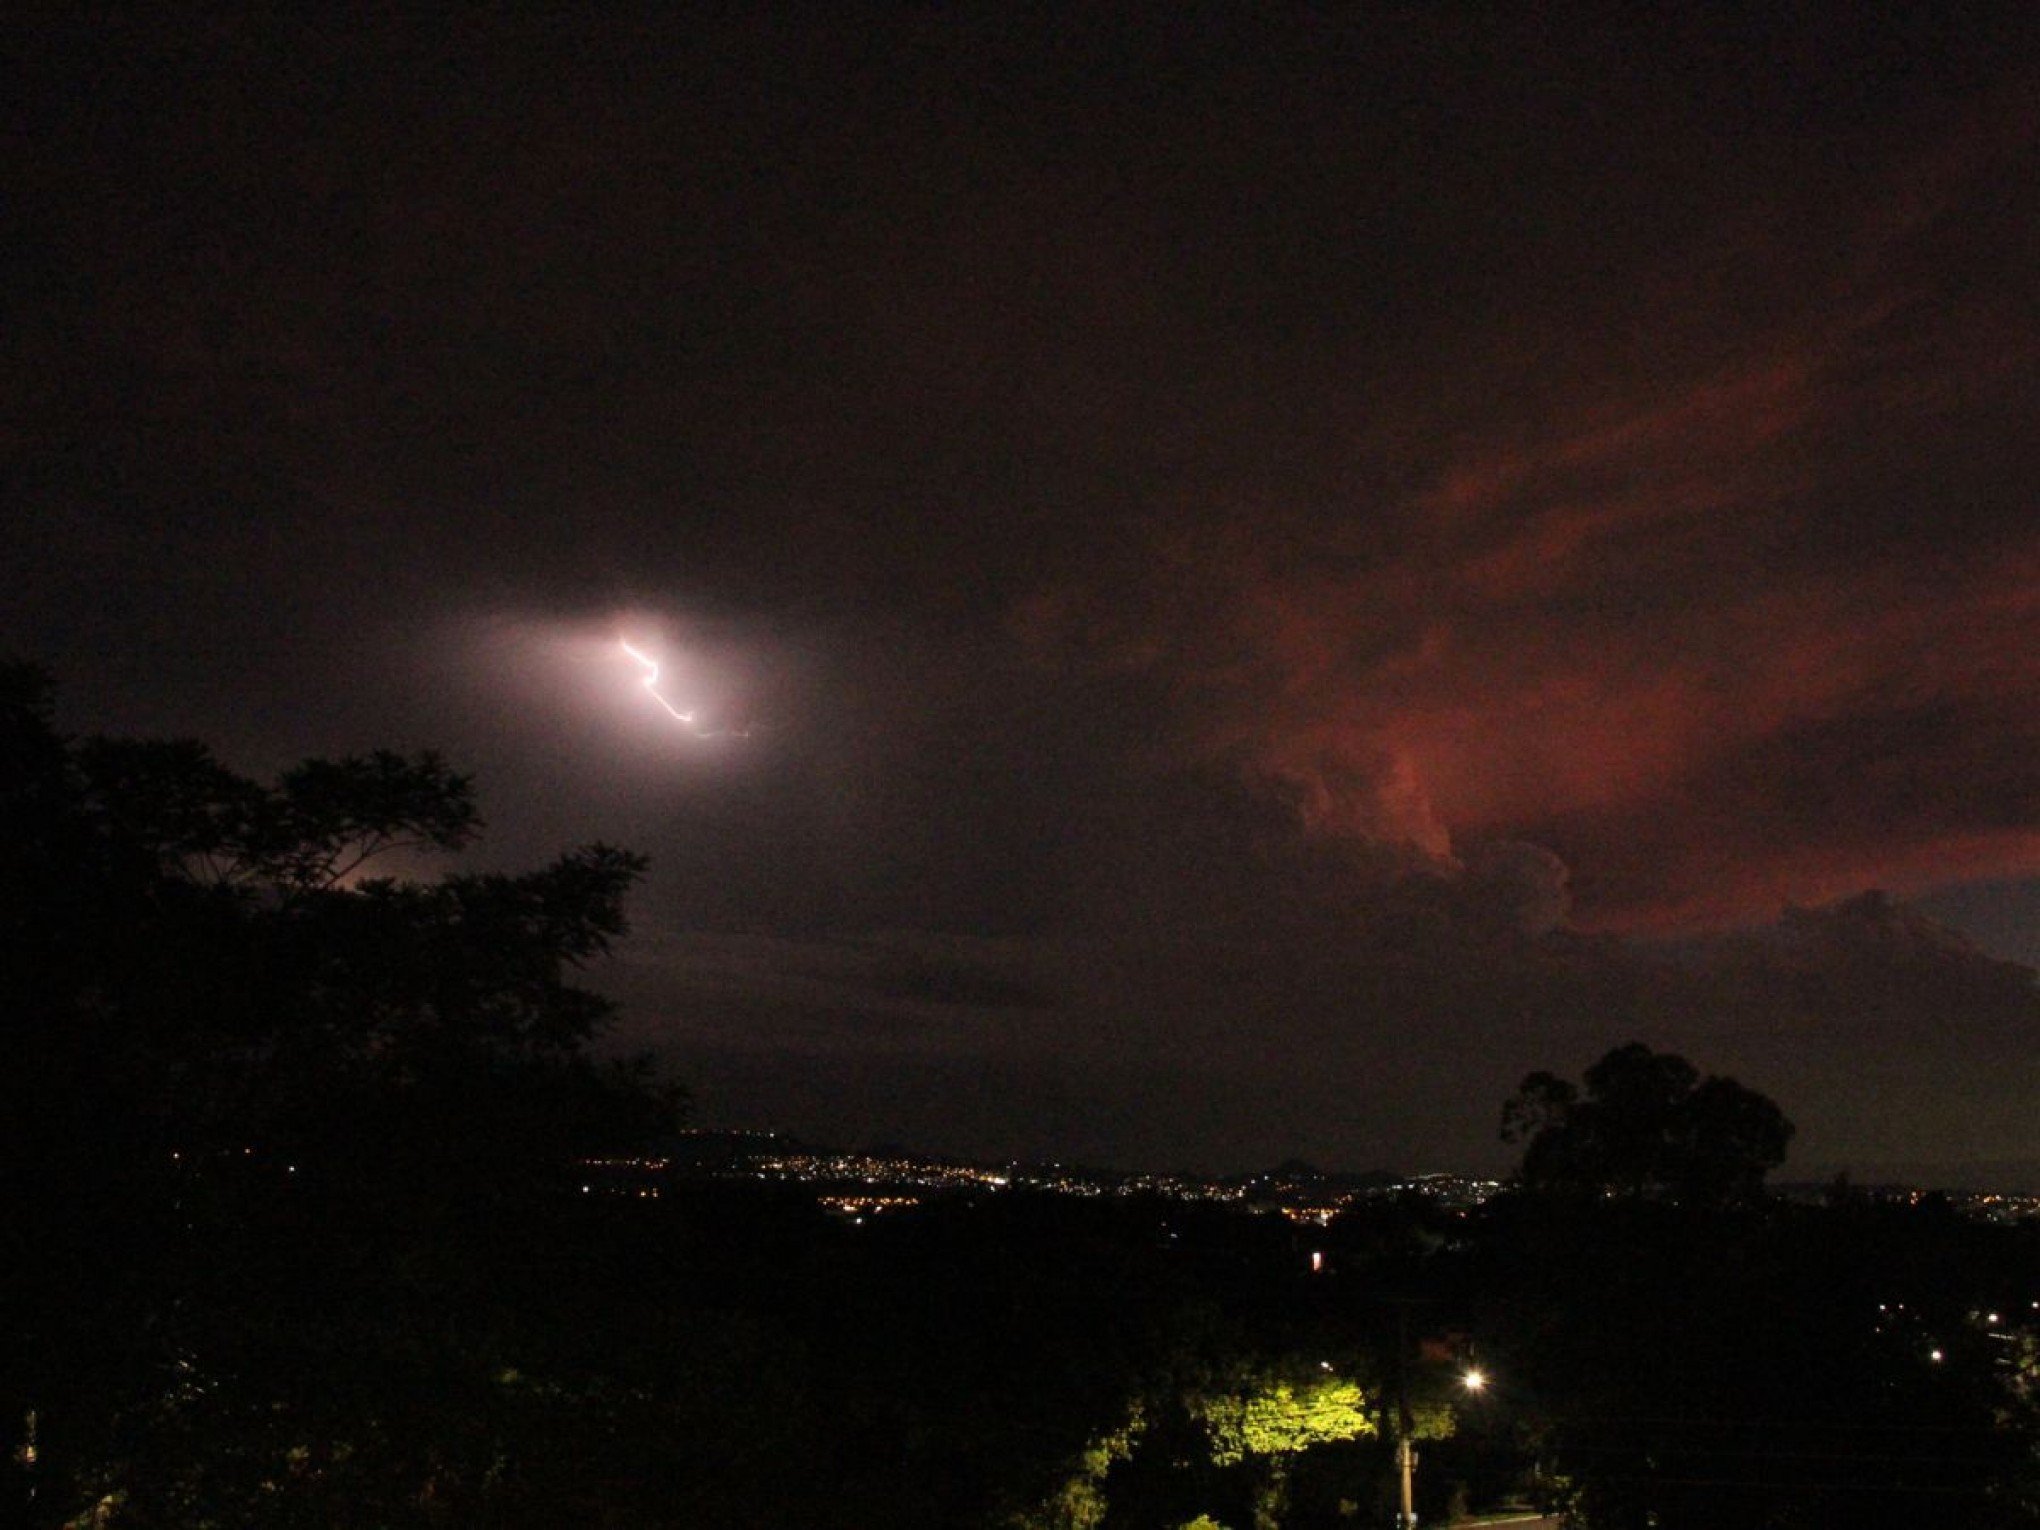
[1018,110,2040,932]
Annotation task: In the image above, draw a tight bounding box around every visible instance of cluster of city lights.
[818,1194,921,1221]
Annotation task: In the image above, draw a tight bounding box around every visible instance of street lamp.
[1383,1299,1491,1528]
[1398,1360,1493,1526]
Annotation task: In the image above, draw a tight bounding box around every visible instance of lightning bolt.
[619,639,696,724]
[619,638,754,737]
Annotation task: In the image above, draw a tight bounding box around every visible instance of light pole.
[1394,1304,1417,1528]
[1391,1311,1490,1528]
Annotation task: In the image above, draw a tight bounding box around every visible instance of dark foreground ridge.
[11,678,2040,1527]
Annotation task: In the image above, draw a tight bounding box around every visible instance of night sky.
[10,7,2040,1179]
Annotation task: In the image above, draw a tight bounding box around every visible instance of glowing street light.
[1462,1367,1488,1393]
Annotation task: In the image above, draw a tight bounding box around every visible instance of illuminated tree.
[1198,1371,1386,1530]
[1196,1372,1379,1464]
[1012,1362,1432,1530]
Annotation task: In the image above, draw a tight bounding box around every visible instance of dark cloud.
[597,845,2040,1173]
[1702,891,2040,1040]
[784,943,1056,1012]
[10,9,2040,1172]
[609,889,2040,1175]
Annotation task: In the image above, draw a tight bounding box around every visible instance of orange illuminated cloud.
[1016,112,2040,932]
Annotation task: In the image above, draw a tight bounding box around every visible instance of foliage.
[0,667,676,1527]
[1501,1041,1793,1205]
[1016,1407,1144,1530]
[73,736,481,897]
[1010,1348,1423,1529]
[1197,1374,1376,1466]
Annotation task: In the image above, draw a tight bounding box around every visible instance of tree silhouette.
[1501,1042,1792,1205]
[0,666,676,1525]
